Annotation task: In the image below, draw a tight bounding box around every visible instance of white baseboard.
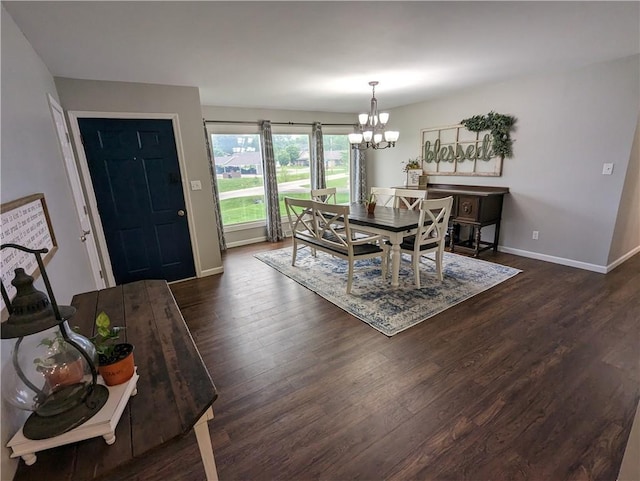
[226,236,267,249]
[199,266,224,277]
[607,245,640,273]
[222,238,639,274]
[498,244,640,273]
[498,246,608,273]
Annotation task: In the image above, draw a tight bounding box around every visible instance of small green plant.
[402,157,422,172]
[90,312,125,361]
[33,331,77,371]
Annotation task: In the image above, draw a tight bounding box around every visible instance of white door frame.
[47,95,106,289]
[66,111,202,287]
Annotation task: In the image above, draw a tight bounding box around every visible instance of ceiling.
[3,1,639,113]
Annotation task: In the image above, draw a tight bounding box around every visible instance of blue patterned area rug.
[255,247,521,337]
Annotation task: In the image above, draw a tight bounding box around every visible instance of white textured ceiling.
[3,1,639,113]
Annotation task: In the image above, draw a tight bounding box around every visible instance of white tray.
[7,368,139,466]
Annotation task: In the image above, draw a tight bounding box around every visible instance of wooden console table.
[396,184,509,257]
[12,280,219,481]
[427,184,509,257]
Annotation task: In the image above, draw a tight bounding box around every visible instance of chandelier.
[348,81,399,151]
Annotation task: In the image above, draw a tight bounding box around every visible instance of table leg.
[194,407,219,481]
[103,432,116,445]
[448,223,456,252]
[474,226,482,257]
[389,233,402,288]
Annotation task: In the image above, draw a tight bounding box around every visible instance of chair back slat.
[370,187,396,207]
[416,196,453,245]
[284,197,315,236]
[311,187,337,204]
[315,209,349,249]
[394,188,428,210]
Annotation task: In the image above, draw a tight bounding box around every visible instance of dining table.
[347,202,421,288]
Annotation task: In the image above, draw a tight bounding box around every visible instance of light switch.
[602,163,614,175]
[190,180,202,191]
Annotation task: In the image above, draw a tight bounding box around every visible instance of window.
[273,134,311,215]
[210,129,352,229]
[211,133,266,226]
[322,134,350,203]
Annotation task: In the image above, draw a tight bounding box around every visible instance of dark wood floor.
[126,242,639,480]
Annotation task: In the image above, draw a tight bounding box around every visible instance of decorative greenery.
[460,111,516,159]
[366,192,376,205]
[90,312,125,362]
[33,331,78,371]
[402,157,423,172]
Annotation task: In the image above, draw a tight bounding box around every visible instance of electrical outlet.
[190,180,202,191]
[532,231,539,240]
[602,163,614,175]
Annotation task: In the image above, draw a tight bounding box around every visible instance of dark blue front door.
[79,118,196,284]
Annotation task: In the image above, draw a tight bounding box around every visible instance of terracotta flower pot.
[98,343,135,386]
[42,357,85,391]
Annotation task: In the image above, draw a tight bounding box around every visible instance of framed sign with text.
[1,193,58,312]
[421,124,503,177]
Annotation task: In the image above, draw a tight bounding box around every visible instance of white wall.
[54,78,223,277]
[609,117,640,266]
[370,55,640,269]
[0,8,97,479]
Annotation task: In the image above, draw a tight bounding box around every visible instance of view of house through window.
[211,133,265,225]
[273,134,311,215]
[323,134,350,203]
[211,132,350,227]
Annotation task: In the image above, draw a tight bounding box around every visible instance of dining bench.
[11,279,219,481]
[284,197,386,293]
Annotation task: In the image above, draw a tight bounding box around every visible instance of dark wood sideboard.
[398,184,509,257]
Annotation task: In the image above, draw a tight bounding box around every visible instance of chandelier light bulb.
[348,133,363,144]
[363,131,373,142]
[373,133,383,143]
[379,112,390,125]
[385,131,400,142]
[358,113,369,126]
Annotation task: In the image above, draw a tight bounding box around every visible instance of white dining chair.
[394,188,428,210]
[396,196,453,287]
[370,187,396,207]
[311,187,337,204]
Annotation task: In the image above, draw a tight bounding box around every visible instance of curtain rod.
[204,119,353,127]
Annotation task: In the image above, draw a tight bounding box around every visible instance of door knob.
[177,210,185,217]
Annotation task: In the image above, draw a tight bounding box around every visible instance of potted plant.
[90,312,135,386]
[33,330,85,391]
[365,193,376,214]
[402,157,423,186]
